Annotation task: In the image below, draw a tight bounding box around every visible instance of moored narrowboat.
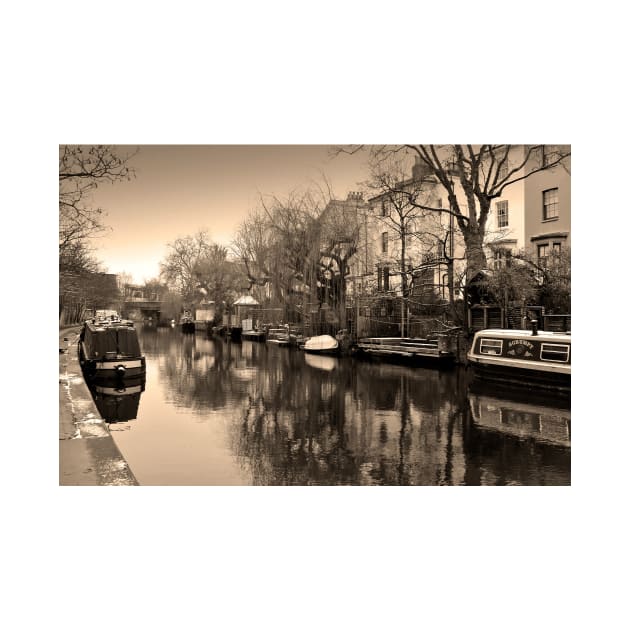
[79,316,146,381]
[467,328,570,392]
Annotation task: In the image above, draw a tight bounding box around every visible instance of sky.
[87,145,372,284]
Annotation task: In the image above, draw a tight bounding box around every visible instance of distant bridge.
[122,299,163,320]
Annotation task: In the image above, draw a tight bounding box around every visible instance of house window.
[538,243,549,265]
[543,188,559,220]
[377,266,390,292]
[496,200,509,228]
[381,200,387,217]
[553,242,562,253]
[382,231,388,254]
[383,266,390,291]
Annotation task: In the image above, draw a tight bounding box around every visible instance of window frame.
[540,343,570,363]
[496,200,509,228]
[543,187,559,220]
[537,243,549,265]
[382,231,388,254]
[479,338,503,355]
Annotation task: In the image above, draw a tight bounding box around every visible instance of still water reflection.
[108,326,570,485]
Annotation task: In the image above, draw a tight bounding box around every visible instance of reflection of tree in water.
[230,357,469,485]
[137,329,570,485]
[145,331,256,412]
[231,353,363,485]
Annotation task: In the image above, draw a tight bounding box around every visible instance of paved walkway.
[59,326,137,486]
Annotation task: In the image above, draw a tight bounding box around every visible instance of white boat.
[303,334,339,355]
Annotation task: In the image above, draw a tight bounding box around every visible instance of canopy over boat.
[304,334,339,353]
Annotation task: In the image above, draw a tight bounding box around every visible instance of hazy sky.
[88,145,372,284]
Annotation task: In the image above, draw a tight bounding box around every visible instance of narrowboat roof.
[473,329,571,342]
[85,319,135,331]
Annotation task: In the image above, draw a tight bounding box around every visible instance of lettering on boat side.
[507,339,535,358]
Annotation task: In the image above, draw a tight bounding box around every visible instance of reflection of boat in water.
[79,315,146,381]
[467,328,570,393]
[468,387,570,447]
[90,381,144,423]
[303,334,339,355]
[304,353,338,371]
[241,329,266,341]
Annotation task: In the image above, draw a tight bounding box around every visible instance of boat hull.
[469,360,570,393]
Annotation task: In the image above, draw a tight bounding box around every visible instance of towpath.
[59,326,137,485]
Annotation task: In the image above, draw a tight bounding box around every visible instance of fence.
[469,305,570,332]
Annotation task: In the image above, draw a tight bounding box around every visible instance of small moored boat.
[180,317,195,334]
[266,328,290,346]
[357,336,455,365]
[303,334,339,355]
[241,329,266,341]
[79,315,146,381]
[467,327,570,392]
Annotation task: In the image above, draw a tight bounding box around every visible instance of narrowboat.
[356,336,455,366]
[467,328,571,392]
[79,316,146,381]
[180,316,195,334]
[303,334,339,355]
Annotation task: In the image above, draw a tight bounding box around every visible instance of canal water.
[105,326,571,485]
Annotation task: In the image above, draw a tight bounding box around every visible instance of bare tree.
[232,208,273,291]
[59,145,136,260]
[193,243,247,311]
[401,145,570,283]
[338,144,571,304]
[159,230,214,302]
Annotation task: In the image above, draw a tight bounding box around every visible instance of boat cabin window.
[479,338,503,355]
[540,343,570,363]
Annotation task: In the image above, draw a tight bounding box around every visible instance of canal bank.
[59,326,137,486]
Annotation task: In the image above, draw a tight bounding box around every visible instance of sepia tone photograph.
[59,144,571,486]
[13,1,627,628]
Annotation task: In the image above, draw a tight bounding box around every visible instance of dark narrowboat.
[79,316,146,381]
[467,328,570,392]
[180,316,195,334]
